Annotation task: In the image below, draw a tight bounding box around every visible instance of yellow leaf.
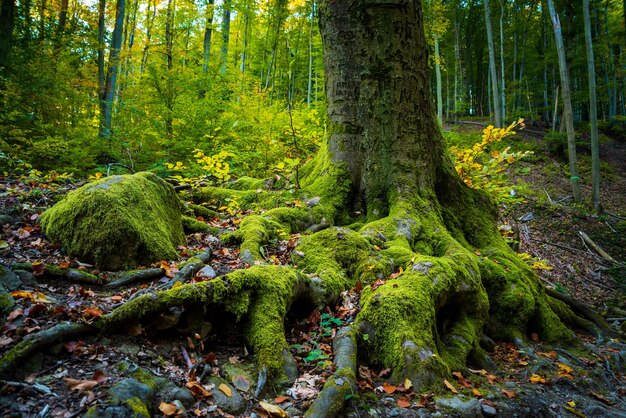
[567,401,576,408]
[219,383,232,397]
[159,402,179,416]
[404,378,412,390]
[258,401,289,418]
[557,363,573,375]
[443,379,458,394]
[529,374,547,384]
[472,388,483,397]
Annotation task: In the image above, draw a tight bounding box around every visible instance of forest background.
[1,0,625,183]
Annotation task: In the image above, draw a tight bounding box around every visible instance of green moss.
[130,368,161,390]
[45,264,67,277]
[187,203,219,219]
[293,227,371,299]
[0,286,15,315]
[125,397,151,418]
[40,172,185,270]
[225,176,266,190]
[182,215,217,234]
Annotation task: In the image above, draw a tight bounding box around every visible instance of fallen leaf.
[0,240,9,249]
[258,401,289,418]
[64,377,98,391]
[186,381,211,398]
[382,382,397,394]
[567,401,576,408]
[92,370,108,383]
[472,388,483,397]
[0,336,13,347]
[452,371,464,380]
[378,368,391,378]
[590,392,615,405]
[274,395,290,404]
[501,389,516,398]
[82,307,103,318]
[397,397,411,408]
[219,383,232,397]
[59,261,70,269]
[7,308,23,322]
[403,378,412,390]
[443,379,458,394]
[232,375,250,392]
[529,374,547,384]
[159,402,179,416]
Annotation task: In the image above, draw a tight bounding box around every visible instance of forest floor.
[0,123,625,417]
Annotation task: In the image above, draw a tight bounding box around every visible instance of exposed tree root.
[305,326,358,418]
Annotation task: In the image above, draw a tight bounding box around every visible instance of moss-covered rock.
[40,172,185,270]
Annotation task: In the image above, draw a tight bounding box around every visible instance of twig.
[529,238,589,256]
[542,188,554,205]
[180,346,193,369]
[605,211,626,221]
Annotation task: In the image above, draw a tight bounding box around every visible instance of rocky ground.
[0,124,625,417]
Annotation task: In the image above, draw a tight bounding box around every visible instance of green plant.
[451,119,533,204]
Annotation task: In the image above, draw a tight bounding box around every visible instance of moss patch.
[40,172,185,270]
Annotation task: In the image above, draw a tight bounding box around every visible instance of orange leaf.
[159,402,179,416]
[82,307,103,318]
[451,371,464,380]
[529,374,547,384]
[382,382,397,394]
[397,397,411,408]
[472,388,483,397]
[92,370,108,383]
[501,389,516,398]
[274,395,290,404]
[186,381,211,398]
[443,379,458,394]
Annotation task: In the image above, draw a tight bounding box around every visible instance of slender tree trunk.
[499,0,506,123]
[307,0,315,107]
[485,0,502,127]
[220,0,231,74]
[434,34,443,126]
[97,0,106,107]
[22,0,31,41]
[198,0,215,99]
[240,7,249,74]
[547,0,582,202]
[99,0,125,141]
[140,0,156,74]
[583,0,601,210]
[0,0,15,69]
[164,0,174,139]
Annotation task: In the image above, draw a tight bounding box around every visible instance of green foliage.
[450,119,533,204]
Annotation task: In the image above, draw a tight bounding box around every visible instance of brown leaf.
[451,371,464,380]
[92,370,108,383]
[82,307,103,318]
[59,261,70,269]
[159,402,179,416]
[7,308,23,322]
[590,392,615,405]
[186,381,211,398]
[472,388,483,397]
[0,336,13,347]
[232,375,250,392]
[443,379,458,394]
[64,377,98,391]
[501,389,516,398]
[274,395,289,404]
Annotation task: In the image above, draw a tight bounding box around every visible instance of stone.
[208,377,247,415]
[0,266,21,291]
[0,284,15,316]
[156,382,196,408]
[197,265,217,279]
[481,403,497,417]
[435,396,482,418]
[108,378,154,418]
[40,172,186,270]
[14,270,36,286]
[240,249,255,265]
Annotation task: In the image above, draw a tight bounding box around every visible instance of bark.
[583,0,600,211]
[140,0,157,74]
[307,0,316,107]
[97,0,106,107]
[99,0,125,141]
[547,0,582,203]
[219,0,231,74]
[484,0,502,127]
[499,0,506,123]
[434,34,443,126]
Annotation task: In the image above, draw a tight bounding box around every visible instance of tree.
[583,0,601,211]
[99,0,126,141]
[0,3,608,414]
[547,0,582,203]
[0,0,15,69]
[485,0,502,127]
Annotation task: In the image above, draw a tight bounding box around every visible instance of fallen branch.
[578,231,619,264]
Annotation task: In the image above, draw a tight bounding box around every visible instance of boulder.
[40,172,185,270]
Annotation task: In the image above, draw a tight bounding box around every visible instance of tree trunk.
[164,0,174,140]
[140,0,156,74]
[0,0,15,69]
[434,34,443,126]
[307,0,315,107]
[547,0,582,203]
[583,0,601,210]
[202,0,215,75]
[97,0,106,108]
[99,0,125,141]
[499,0,506,123]
[485,0,502,127]
[219,0,231,74]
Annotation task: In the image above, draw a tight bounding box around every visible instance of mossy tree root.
[305,326,358,418]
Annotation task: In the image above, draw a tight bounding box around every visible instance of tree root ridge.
[305,326,358,418]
